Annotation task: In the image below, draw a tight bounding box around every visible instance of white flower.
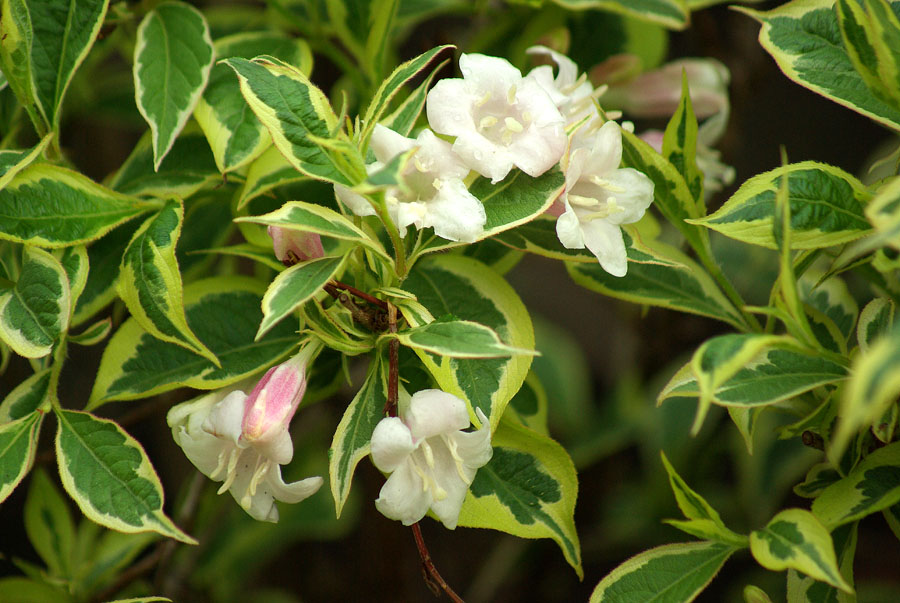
[556,120,654,277]
[526,45,599,127]
[370,389,492,529]
[426,53,566,183]
[167,349,323,522]
[335,125,486,242]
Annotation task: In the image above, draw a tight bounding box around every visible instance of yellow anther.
[476,91,492,107]
[507,84,517,105]
[590,175,626,193]
[568,194,599,208]
[479,115,498,130]
[522,111,533,122]
[504,117,524,133]
[432,178,443,191]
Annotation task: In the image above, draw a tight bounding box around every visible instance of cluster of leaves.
[0,0,899,602]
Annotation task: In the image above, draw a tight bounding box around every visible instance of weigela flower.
[267,225,324,266]
[556,120,654,277]
[335,125,486,242]
[370,389,492,529]
[167,345,323,522]
[526,45,599,127]
[426,53,566,183]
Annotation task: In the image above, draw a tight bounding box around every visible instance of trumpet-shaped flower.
[267,225,324,266]
[370,389,492,529]
[335,125,486,242]
[556,120,654,277]
[167,346,323,522]
[526,45,599,127]
[426,53,566,183]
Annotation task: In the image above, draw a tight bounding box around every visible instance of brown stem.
[385,303,399,417]
[324,283,389,332]
[412,522,465,603]
[330,280,389,309]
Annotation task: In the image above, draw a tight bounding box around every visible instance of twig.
[385,303,399,417]
[330,280,389,309]
[324,283,389,332]
[412,522,464,603]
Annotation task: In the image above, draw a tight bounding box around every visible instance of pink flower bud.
[267,225,324,266]
[601,58,730,119]
[240,343,320,463]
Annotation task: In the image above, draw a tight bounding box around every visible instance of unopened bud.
[267,225,325,266]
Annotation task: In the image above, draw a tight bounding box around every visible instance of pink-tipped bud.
[267,225,325,266]
[601,58,730,119]
[240,343,320,463]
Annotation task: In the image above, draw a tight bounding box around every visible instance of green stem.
[694,236,762,332]
[371,191,407,279]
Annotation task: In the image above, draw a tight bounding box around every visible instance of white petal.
[334,184,376,217]
[583,121,622,177]
[203,391,247,444]
[507,122,566,178]
[426,79,476,137]
[453,409,493,470]
[172,426,228,478]
[452,131,513,183]
[556,205,585,249]
[371,124,415,163]
[526,45,578,89]
[603,168,655,225]
[458,53,522,91]
[582,218,628,277]
[427,440,471,529]
[375,460,432,526]
[370,417,416,473]
[252,426,294,465]
[425,180,486,242]
[265,467,323,504]
[415,129,469,180]
[405,389,470,441]
[525,65,567,106]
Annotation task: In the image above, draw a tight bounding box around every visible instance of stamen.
[522,111,533,122]
[475,91,491,107]
[414,156,429,173]
[432,178,443,191]
[568,194,599,208]
[507,84,517,105]
[504,117,523,133]
[421,440,436,469]
[444,436,469,482]
[479,115,498,130]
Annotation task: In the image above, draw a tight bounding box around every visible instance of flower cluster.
[336,48,658,276]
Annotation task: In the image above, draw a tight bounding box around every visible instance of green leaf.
[55,245,88,318]
[134,1,214,169]
[402,254,534,430]
[620,127,706,254]
[591,541,736,603]
[381,57,446,137]
[236,145,308,209]
[568,230,744,329]
[750,508,852,593]
[117,199,218,364]
[0,410,42,504]
[0,163,156,248]
[109,128,220,199]
[361,45,452,144]
[0,134,52,190]
[813,441,900,528]
[660,451,747,547]
[739,0,900,131]
[329,352,388,517]
[55,409,195,543]
[857,297,894,352]
[0,368,51,422]
[0,577,71,603]
[661,346,847,419]
[493,216,597,263]
[662,70,704,209]
[786,522,857,603]
[505,371,550,435]
[72,222,139,327]
[689,162,871,249]
[88,276,298,407]
[834,322,900,459]
[549,0,688,29]
[195,31,312,174]
[223,56,360,185]
[798,269,858,349]
[0,246,69,358]
[24,467,75,578]
[393,318,536,358]
[300,298,374,356]
[235,200,390,261]
[0,0,109,134]
[257,255,346,339]
[794,462,842,499]
[459,417,582,577]
[0,0,43,133]
[68,317,111,346]
[835,0,900,108]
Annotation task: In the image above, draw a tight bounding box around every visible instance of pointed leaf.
[550,0,688,29]
[0,134,52,190]
[0,410,42,504]
[402,255,534,430]
[55,245,88,317]
[117,199,218,364]
[223,56,360,185]
[68,317,112,346]
[88,276,298,406]
[0,246,70,358]
[591,541,736,603]
[494,216,597,262]
[750,508,852,593]
[856,297,894,352]
[459,417,582,577]
[662,70,704,208]
[134,1,214,169]
[813,441,900,529]
[786,522,857,603]
[236,144,308,209]
[24,467,75,578]
[329,352,388,517]
[257,255,346,339]
[55,409,195,543]
[195,32,312,173]
[381,57,446,137]
[740,1,900,130]
[0,368,51,422]
[0,163,157,247]
[393,319,536,358]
